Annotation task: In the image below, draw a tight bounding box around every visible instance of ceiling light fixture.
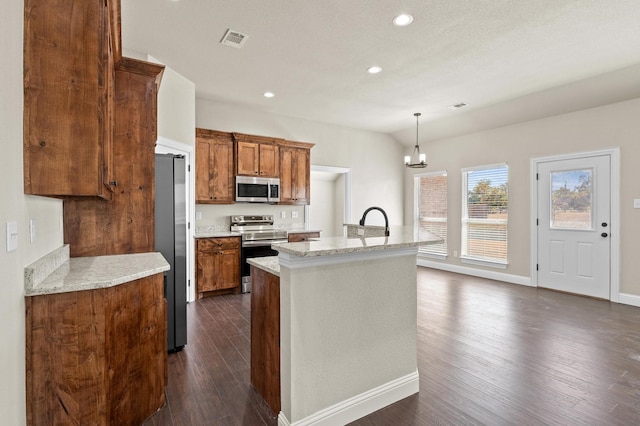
[263,92,275,98]
[393,14,413,26]
[450,102,468,109]
[367,66,382,74]
[404,113,427,168]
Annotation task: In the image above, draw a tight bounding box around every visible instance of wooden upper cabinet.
[24,0,115,198]
[234,133,280,177]
[279,141,313,205]
[196,129,234,204]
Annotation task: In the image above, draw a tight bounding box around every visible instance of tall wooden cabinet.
[234,133,280,177]
[63,59,164,257]
[196,129,234,204]
[24,0,116,198]
[279,143,312,205]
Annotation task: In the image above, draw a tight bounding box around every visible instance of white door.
[537,155,611,299]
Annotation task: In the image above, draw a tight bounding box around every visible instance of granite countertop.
[24,245,170,296]
[273,226,443,258]
[247,256,280,277]
[194,231,241,238]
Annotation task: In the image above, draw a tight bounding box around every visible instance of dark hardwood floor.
[144,268,640,425]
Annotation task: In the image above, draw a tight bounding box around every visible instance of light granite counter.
[24,244,169,296]
[194,231,241,238]
[247,256,280,277]
[273,226,442,258]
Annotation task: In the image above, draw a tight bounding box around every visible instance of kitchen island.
[251,227,441,426]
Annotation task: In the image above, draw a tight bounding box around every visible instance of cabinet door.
[211,140,234,203]
[237,141,260,176]
[292,148,310,204]
[195,139,213,202]
[197,249,218,293]
[259,144,280,177]
[218,249,240,290]
[24,0,113,198]
[279,147,294,203]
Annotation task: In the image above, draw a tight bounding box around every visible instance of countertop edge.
[248,256,280,277]
[25,252,170,297]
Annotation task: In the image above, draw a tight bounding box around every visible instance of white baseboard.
[277,370,419,426]
[417,257,533,287]
[618,292,640,308]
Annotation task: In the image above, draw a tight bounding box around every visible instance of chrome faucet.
[359,206,390,236]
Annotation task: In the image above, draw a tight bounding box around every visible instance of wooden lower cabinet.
[250,265,281,415]
[196,236,241,298]
[287,231,320,242]
[25,274,167,426]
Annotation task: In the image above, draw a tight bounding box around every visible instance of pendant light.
[404,112,427,168]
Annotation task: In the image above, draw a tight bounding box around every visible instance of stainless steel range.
[230,215,288,293]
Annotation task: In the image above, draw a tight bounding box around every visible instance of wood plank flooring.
[144,267,640,425]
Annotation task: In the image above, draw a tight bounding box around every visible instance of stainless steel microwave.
[235,176,280,203]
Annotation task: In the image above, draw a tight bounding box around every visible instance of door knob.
[602,222,608,227]
[601,232,608,237]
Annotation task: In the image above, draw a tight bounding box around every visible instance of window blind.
[462,165,508,264]
[415,172,447,256]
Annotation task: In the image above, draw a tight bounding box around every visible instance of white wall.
[150,56,196,147]
[1,1,65,423]
[309,173,337,235]
[195,99,405,229]
[404,97,640,297]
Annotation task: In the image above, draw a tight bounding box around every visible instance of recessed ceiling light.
[393,14,413,26]
[263,92,275,98]
[367,66,382,74]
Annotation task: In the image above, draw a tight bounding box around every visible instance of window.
[414,171,447,257]
[461,164,508,267]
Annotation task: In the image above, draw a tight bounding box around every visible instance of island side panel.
[279,250,418,423]
[250,265,281,414]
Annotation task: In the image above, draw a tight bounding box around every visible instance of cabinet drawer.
[198,237,240,251]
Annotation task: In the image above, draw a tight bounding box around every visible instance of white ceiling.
[121,0,640,144]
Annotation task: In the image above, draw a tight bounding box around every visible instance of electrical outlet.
[634,199,640,209]
[291,211,299,219]
[195,212,202,220]
[453,250,458,257]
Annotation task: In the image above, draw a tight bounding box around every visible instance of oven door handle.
[242,239,288,247]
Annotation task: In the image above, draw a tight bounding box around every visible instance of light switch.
[30,219,36,243]
[6,221,18,252]
[281,211,286,219]
[634,199,640,209]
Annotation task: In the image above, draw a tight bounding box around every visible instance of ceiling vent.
[220,29,249,48]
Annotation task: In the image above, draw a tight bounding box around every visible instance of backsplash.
[195,203,306,233]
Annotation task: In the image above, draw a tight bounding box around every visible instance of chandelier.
[404,112,427,168]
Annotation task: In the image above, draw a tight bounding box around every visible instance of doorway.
[306,165,351,237]
[531,149,619,300]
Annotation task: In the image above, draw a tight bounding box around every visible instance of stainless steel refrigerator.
[155,154,187,352]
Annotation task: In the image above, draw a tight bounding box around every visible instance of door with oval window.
[537,154,611,299]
